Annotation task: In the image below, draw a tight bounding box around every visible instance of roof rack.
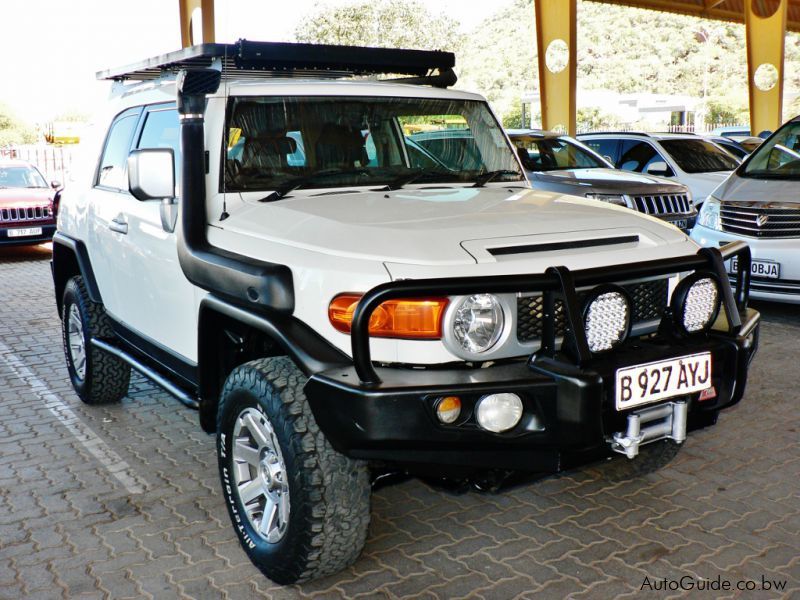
[97,39,457,87]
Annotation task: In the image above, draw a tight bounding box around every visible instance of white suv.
[51,40,760,584]
[579,132,740,207]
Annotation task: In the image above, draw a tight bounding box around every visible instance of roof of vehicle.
[0,160,37,168]
[97,39,457,88]
[505,128,562,139]
[578,131,706,141]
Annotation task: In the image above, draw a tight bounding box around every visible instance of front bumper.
[0,223,56,246]
[306,242,760,473]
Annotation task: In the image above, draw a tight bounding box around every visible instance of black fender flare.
[197,294,351,432]
[51,232,103,317]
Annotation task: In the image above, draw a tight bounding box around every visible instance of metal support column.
[178,0,215,47]
[534,0,577,135]
[745,0,787,135]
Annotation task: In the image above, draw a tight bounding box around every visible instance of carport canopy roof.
[589,0,800,32]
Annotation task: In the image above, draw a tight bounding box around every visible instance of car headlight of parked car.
[697,196,722,230]
[585,193,629,207]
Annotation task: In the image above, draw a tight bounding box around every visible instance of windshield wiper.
[257,168,372,202]
[472,170,521,187]
[379,170,430,191]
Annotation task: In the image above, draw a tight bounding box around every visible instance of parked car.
[703,135,749,161]
[0,160,58,246]
[52,40,760,584]
[506,129,696,231]
[578,132,739,207]
[729,135,764,153]
[692,116,800,303]
[709,126,750,138]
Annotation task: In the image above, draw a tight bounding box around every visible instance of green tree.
[295,0,462,52]
[0,103,36,146]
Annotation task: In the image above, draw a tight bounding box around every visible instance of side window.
[618,140,668,174]
[137,107,181,186]
[584,139,619,164]
[96,110,140,190]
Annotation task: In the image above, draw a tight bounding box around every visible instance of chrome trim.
[611,400,687,459]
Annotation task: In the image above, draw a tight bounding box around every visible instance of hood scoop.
[487,235,640,257]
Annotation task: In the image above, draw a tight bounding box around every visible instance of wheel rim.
[67,304,86,380]
[231,407,290,544]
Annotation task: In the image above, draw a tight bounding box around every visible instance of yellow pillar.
[534,0,577,135]
[745,0,787,135]
[178,0,215,47]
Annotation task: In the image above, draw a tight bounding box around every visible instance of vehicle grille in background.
[0,206,52,223]
[720,203,800,238]
[631,194,692,215]
[517,279,669,342]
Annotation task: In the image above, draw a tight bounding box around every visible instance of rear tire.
[217,357,370,584]
[62,276,130,404]
[603,440,682,481]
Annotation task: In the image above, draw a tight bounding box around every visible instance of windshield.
[223,96,523,192]
[742,121,800,179]
[0,165,48,189]
[659,139,738,173]
[512,136,606,171]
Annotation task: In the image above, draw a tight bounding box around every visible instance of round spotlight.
[452,294,504,354]
[672,274,721,334]
[582,286,631,353]
[435,396,462,424]
[476,393,523,433]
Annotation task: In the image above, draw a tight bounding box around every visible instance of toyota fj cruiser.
[52,40,760,584]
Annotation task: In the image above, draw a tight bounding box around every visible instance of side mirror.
[50,180,61,190]
[127,149,178,232]
[646,161,672,177]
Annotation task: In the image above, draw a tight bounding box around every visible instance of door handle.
[109,215,128,235]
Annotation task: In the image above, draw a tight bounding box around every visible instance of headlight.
[583,287,631,352]
[452,294,504,353]
[697,196,722,230]
[672,274,721,334]
[585,193,628,207]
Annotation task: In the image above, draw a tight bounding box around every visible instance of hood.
[713,172,798,203]
[682,171,732,204]
[0,188,54,208]
[224,186,688,266]
[529,168,687,195]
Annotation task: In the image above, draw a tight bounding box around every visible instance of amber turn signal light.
[328,294,448,339]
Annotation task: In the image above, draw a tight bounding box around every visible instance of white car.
[51,40,760,584]
[692,117,800,303]
[579,132,740,207]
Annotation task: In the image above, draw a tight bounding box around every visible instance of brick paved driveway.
[0,244,797,599]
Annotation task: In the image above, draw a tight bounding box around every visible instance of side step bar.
[91,338,199,409]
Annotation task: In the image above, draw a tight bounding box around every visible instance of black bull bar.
[350,242,753,385]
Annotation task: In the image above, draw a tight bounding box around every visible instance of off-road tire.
[603,439,682,481]
[216,357,371,584]
[62,276,130,404]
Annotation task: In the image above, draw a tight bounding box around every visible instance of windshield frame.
[739,120,800,180]
[219,94,525,194]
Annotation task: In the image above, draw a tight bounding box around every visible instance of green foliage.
[577,107,621,131]
[704,99,748,127]
[502,104,525,128]
[0,103,36,146]
[295,0,462,51]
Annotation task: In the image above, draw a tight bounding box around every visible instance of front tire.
[217,357,370,584]
[62,276,130,404]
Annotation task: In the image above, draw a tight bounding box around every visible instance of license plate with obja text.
[615,352,712,410]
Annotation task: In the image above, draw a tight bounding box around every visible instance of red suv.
[0,160,58,246]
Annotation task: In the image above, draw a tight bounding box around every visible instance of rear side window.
[584,138,619,164]
[137,107,181,185]
[96,110,140,190]
[618,140,669,174]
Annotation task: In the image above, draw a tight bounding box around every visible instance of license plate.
[615,352,712,410]
[669,218,688,230]
[730,257,780,279]
[7,227,43,238]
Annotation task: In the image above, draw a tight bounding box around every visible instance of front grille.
[516,279,669,342]
[631,194,692,216]
[0,206,52,223]
[720,202,800,238]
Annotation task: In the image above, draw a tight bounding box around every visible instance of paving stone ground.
[0,243,798,600]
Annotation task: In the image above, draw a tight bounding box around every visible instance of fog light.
[583,286,630,353]
[671,274,721,334]
[476,393,523,433]
[435,396,462,424]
